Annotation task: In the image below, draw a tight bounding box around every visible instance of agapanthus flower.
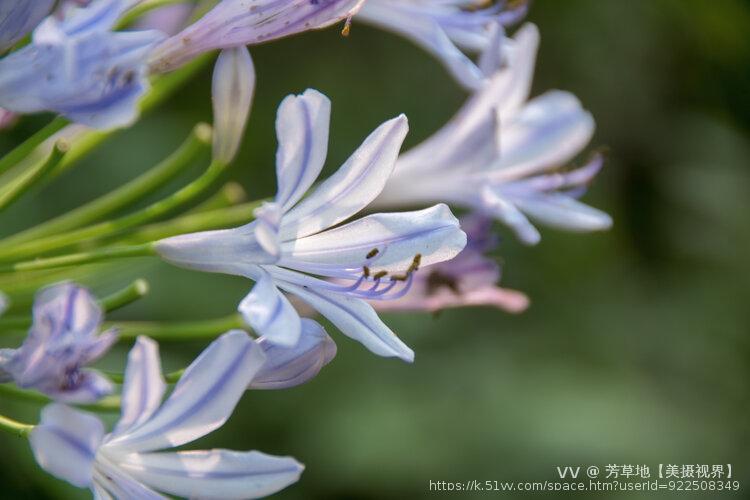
[155,89,467,362]
[0,0,164,128]
[0,282,117,403]
[0,0,55,52]
[252,318,337,390]
[356,0,527,89]
[30,332,304,498]
[372,24,612,245]
[372,215,529,313]
[149,0,366,72]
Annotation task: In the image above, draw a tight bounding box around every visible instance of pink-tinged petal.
[276,278,414,362]
[252,319,336,390]
[30,404,103,488]
[212,46,255,164]
[374,284,530,314]
[113,336,166,437]
[117,449,303,499]
[275,89,331,211]
[239,270,302,347]
[282,204,466,277]
[106,331,264,453]
[281,115,409,240]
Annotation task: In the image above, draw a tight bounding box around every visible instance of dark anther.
[366,248,379,259]
[363,266,371,278]
[373,270,388,280]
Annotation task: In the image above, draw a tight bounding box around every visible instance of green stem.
[116,0,190,29]
[123,200,262,243]
[0,117,67,177]
[1,244,155,274]
[108,313,245,341]
[0,124,210,250]
[0,141,67,212]
[0,385,120,413]
[187,182,246,214]
[0,412,33,438]
[101,279,150,313]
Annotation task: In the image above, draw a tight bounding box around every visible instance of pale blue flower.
[373,24,612,245]
[212,45,255,164]
[156,89,467,362]
[372,215,529,313]
[149,0,366,72]
[0,0,164,129]
[0,0,55,52]
[357,0,527,89]
[252,318,337,390]
[29,332,304,497]
[0,282,117,403]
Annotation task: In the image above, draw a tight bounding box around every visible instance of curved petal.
[117,449,303,499]
[490,90,595,180]
[276,278,414,362]
[30,404,104,488]
[94,456,167,500]
[509,192,613,232]
[239,270,302,347]
[281,115,409,240]
[106,331,265,453]
[113,336,166,437]
[282,204,466,277]
[251,319,337,390]
[480,186,541,245]
[275,89,331,211]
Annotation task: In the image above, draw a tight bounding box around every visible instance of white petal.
[117,449,303,499]
[281,115,409,239]
[276,279,414,362]
[113,336,166,437]
[252,319,337,390]
[239,270,302,347]
[510,192,613,232]
[212,46,255,164]
[480,186,541,245]
[282,204,466,277]
[274,89,331,211]
[29,404,104,488]
[107,331,265,453]
[491,90,595,180]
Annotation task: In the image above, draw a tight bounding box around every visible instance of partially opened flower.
[373,24,612,245]
[0,0,164,128]
[0,0,55,52]
[156,89,467,362]
[30,332,304,498]
[372,215,529,314]
[356,0,527,89]
[149,0,366,72]
[0,283,117,403]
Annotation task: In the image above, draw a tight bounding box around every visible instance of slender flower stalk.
[156,89,467,361]
[29,333,304,497]
[0,140,68,212]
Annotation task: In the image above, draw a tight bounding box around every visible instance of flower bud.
[211,46,255,165]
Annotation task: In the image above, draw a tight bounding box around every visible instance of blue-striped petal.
[239,269,302,347]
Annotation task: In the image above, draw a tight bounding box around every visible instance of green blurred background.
[1,0,750,498]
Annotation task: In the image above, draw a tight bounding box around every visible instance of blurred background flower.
[0,0,749,498]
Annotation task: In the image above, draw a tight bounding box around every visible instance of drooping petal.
[113,336,166,437]
[116,449,303,499]
[274,89,331,211]
[0,0,54,52]
[281,114,409,239]
[212,46,256,164]
[239,269,302,347]
[150,0,365,72]
[251,319,337,390]
[29,404,104,488]
[276,278,414,362]
[281,204,466,277]
[508,192,613,233]
[106,330,265,453]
